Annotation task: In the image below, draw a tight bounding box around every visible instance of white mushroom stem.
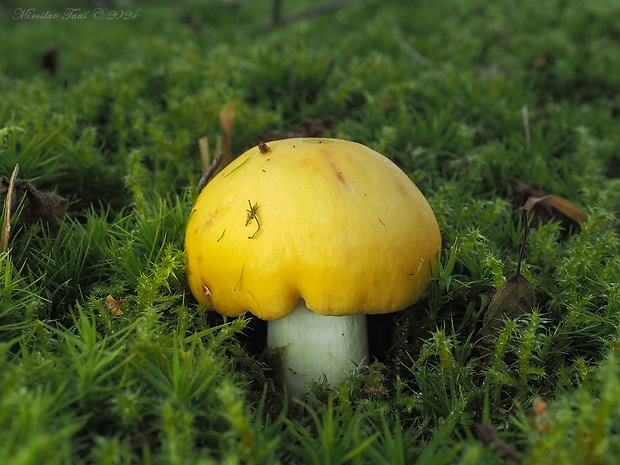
[267,300,369,399]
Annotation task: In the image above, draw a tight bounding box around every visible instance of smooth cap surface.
[185,138,441,320]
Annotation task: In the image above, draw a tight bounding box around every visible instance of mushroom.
[185,138,441,398]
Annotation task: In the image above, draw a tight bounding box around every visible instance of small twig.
[522,105,531,153]
[219,104,234,166]
[2,164,19,253]
[198,136,210,172]
[197,104,234,190]
[516,208,529,277]
[197,150,225,191]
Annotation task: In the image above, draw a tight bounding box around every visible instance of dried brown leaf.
[480,209,536,337]
[524,195,587,223]
[0,169,67,232]
[106,295,125,316]
[479,274,536,336]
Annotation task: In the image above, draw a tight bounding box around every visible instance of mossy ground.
[1,0,620,463]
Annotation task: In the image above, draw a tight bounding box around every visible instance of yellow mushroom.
[185,138,441,398]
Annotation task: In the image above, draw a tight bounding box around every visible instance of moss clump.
[1,0,620,463]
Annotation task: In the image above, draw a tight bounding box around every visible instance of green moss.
[1,0,620,463]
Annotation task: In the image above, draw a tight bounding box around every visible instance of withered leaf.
[0,175,67,225]
[479,209,536,336]
[106,295,125,316]
[479,273,536,336]
[524,194,587,223]
[513,180,587,225]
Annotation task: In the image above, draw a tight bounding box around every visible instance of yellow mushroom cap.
[185,138,441,320]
